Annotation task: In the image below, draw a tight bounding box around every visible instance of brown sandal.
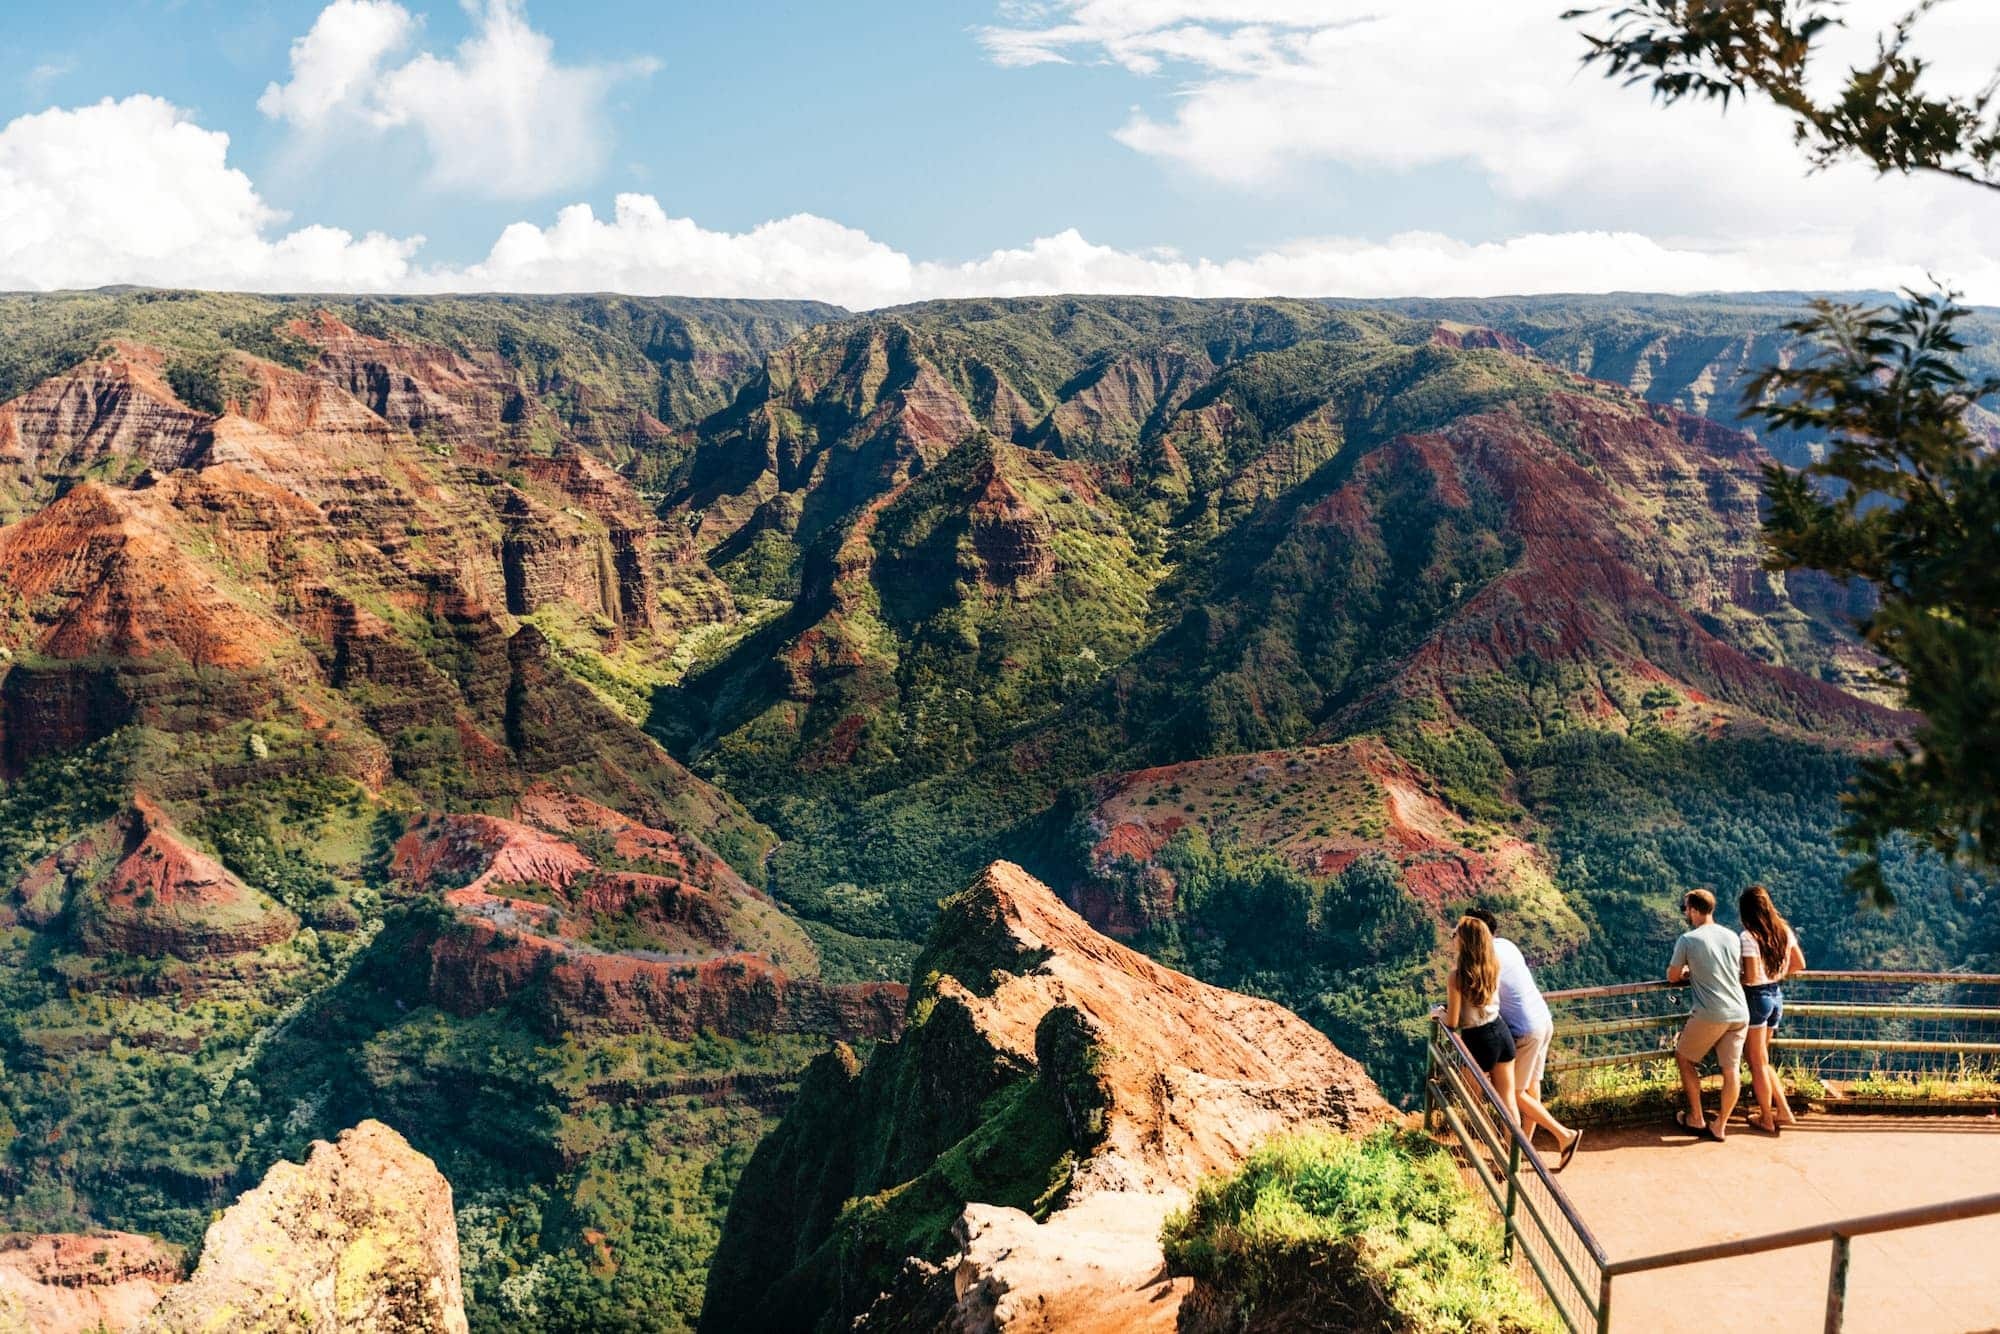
[1558,1129,1584,1171]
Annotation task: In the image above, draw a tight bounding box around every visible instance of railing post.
[1824,1234,1851,1334]
[1596,1270,1613,1334]
[1424,1015,1440,1133]
[1502,1133,1521,1261]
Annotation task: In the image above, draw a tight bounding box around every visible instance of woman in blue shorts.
[1739,885,1806,1132]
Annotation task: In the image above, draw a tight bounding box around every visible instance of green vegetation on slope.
[0,735,809,1331]
[0,287,836,450]
[4,292,1998,1333]
[1162,1128,1557,1334]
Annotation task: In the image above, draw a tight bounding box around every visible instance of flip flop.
[1558,1129,1584,1171]
[1674,1108,1706,1135]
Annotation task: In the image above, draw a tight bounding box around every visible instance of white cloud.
[258,0,415,128]
[24,60,75,99]
[459,196,916,309]
[259,0,654,198]
[0,97,418,291]
[978,0,2000,246]
[449,202,2000,307]
[5,94,2000,308]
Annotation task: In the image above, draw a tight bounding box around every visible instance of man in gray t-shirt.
[1668,888,1749,1140]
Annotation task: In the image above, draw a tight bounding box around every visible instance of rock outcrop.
[21,797,297,960]
[0,346,212,499]
[0,1123,464,1334]
[139,1121,467,1334]
[390,808,902,1041]
[0,1232,182,1334]
[967,460,1056,590]
[702,861,1393,1333]
[0,481,298,671]
[292,312,528,447]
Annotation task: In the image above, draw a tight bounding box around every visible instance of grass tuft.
[1162,1128,1558,1333]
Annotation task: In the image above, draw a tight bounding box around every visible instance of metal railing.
[1426,1015,1613,1333]
[1542,970,2000,1094]
[1424,970,2000,1333]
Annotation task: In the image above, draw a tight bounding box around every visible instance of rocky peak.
[703,861,1391,1333]
[0,480,296,671]
[139,1120,467,1333]
[0,346,212,496]
[35,795,299,961]
[0,1122,465,1333]
[224,351,399,439]
[921,861,1391,1194]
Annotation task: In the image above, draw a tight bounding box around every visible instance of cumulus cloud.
[0,96,418,291]
[258,0,654,198]
[452,206,2000,306]
[5,94,1999,306]
[459,196,916,309]
[258,0,415,127]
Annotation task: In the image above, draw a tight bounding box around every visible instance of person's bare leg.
[1676,1052,1705,1126]
[1491,1060,1518,1129]
[1745,1029,1775,1129]
[1513,1086,1536,1147]
[1519,1089,1576,1152]
[1712,1041,1742,1140]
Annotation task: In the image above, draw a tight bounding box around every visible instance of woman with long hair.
[1738,884,1807,1132]
[1447,915,1518,1122]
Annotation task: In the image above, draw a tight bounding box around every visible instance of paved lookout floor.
[1550,1112,2000,1333]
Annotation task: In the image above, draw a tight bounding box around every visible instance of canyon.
[0,290,1990,1330]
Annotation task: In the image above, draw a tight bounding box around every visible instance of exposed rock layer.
[0,1232,182,1334]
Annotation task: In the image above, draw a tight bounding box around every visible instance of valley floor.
[1558,1114,2000,1333]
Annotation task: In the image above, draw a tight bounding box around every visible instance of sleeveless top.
[1740,926,1799,987]
[1456,990,1500,1029]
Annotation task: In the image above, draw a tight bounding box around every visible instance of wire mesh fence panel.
[1426,1019,1609,1334]
[1541,972,2000,1102]
[1778,973,2000,1089]
[1541,981,1690,1102]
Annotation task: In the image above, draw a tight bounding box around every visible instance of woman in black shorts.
[1447,915,1518,1116]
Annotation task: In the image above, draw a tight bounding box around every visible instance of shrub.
[1162,1128,1556,1333]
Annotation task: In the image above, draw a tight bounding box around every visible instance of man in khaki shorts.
[1668,888,1749,1140]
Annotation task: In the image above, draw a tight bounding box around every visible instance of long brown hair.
[1739,885,1791,980]
[1453,916,1499,1009]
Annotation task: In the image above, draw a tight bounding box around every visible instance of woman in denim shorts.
[1739,885,1807,1132]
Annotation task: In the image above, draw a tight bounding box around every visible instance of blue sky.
[2,0,1997,305]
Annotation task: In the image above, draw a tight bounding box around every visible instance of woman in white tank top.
[1446,916,1518,1119]
[1738,885,1807,1132]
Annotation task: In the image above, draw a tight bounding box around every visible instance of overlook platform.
[1426,972,2000,1332]
[1560,1113,2000,1333]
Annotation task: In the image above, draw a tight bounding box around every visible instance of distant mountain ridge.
[0,288,1989,1331]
